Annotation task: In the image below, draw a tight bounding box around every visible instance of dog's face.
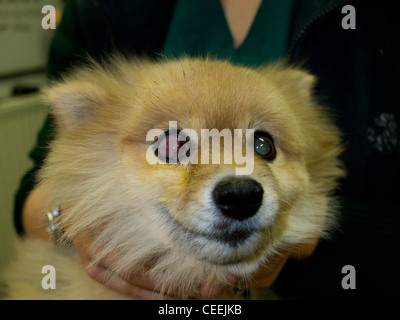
[42,57,343,297]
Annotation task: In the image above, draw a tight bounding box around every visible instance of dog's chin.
[170,221,270,266]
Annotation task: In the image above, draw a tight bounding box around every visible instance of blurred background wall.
[0,0,64,272]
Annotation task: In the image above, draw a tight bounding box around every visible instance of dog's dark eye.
[155,130,187,163]
[254,132,276,161]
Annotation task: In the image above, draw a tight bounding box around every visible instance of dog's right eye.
[155,130,186,163]
[254,131,276,161]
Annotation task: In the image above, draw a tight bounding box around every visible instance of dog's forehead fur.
[127,59,289,128]
[47,57,311,159]
[118,58,308,159]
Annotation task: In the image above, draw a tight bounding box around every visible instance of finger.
[79,242,177,299]
[85,263,177,300]
[92,253,172,295]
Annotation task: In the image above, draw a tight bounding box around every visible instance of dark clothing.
[14,0,400,298]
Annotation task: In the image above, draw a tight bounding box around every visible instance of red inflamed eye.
[155,130,185,163]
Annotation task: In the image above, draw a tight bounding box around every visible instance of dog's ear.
[43,80,105,131]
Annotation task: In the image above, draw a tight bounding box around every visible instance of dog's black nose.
[213,177,264,221]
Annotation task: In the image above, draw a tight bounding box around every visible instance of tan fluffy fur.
[3,57,344,299]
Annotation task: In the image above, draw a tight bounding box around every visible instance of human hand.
[74,234,317,299]
[74,236,178,300]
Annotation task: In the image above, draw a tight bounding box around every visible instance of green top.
[162,0,295,66]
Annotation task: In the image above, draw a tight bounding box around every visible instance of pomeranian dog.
[3,56,344,299]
